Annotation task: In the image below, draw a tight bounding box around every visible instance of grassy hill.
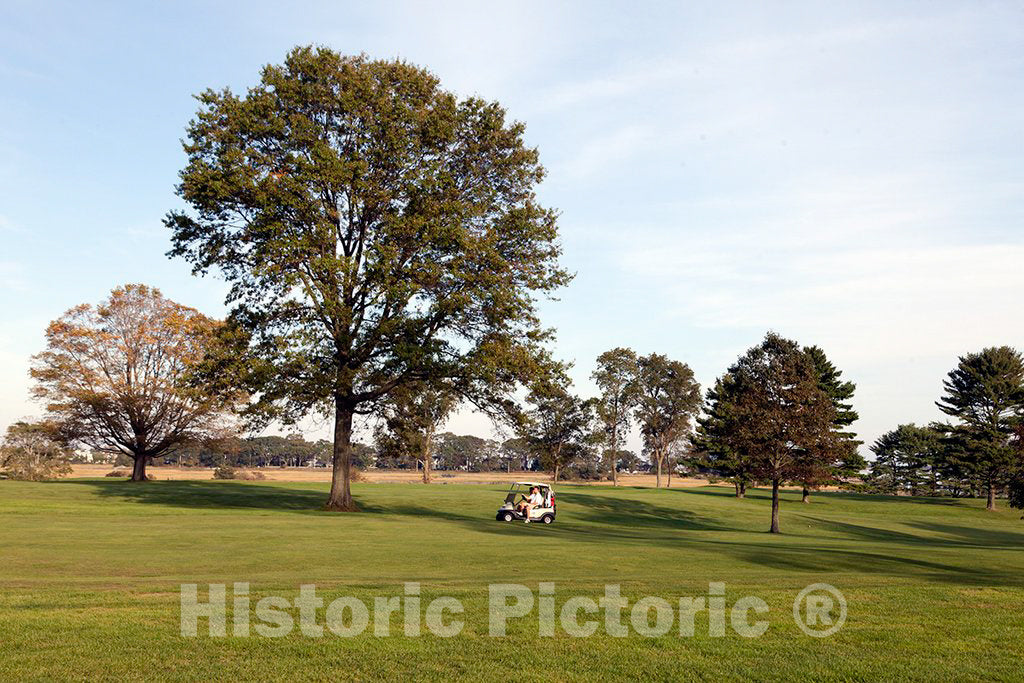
[1,480,1022,680]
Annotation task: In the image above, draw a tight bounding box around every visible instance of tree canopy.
[867,423,944,496]
[520,370,594,482]
[709,333,841,532]
[0,421,73,481]
[633,353,701,488]
[694,372,753,497]
[936,346,1024,510]
[29,284,236,481]
[166,47,569,510]
[592,347,638,486]
[373,382,457,483]
[801,345,864,500]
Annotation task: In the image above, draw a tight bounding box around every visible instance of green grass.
[1,479,1023,681]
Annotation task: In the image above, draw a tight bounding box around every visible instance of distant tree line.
[78,430,643,480]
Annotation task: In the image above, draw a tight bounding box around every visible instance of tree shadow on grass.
[904,521,1024,548]
[378,490,729,539]
[674,486,975,507]
[65,479,333,514]
[551,491,728,532]
[789,516,1024,550]
[725,542,1024,586]
[815,491,975,507]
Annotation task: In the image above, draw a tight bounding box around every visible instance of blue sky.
[2,1,1022,453]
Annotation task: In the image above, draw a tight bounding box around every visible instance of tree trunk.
[987,482,996,511]
[610,423,619,486]
[655,458,661,488]
[734,481,741,497]
[769,478,781,533]
[667,466,672,489]
[554,463,560,483]
[325,401,356,511]
[130,454,148,482]
[735,480,746,498]
[422,430,433,484]
[801,486,810,504]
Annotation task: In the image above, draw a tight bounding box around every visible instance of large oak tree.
[166,48,568,510]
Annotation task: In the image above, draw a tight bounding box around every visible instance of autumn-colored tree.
[166,47,568,511]
[633,353,701,488]
[373,382,457,483]
[722,333,840,533]
[936,346,1024,510]
[0,420,73,481]
[592,348,638,486]
[30,284,238,482]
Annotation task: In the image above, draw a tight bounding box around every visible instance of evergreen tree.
[718,333,840,533]
[867,424,943,495]
[802,346,864,501]
[936,346,1024,510]
[695,373,754,497]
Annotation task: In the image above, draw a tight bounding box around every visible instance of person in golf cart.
[514,486,544,523]
[496,482,556,523]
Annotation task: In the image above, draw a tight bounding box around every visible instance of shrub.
[213,465,265,480]
[105,469,155,480]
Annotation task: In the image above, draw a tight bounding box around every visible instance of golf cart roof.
[513,481,550,488]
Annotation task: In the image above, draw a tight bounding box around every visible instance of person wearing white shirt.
[516,486,544,523]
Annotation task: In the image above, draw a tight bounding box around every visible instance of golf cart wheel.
[502,512,514,522]
[541,514,554,524]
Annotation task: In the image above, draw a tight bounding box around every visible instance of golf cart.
[496,481,556,524]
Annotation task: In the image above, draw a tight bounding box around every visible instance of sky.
[1,1,1023,455]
